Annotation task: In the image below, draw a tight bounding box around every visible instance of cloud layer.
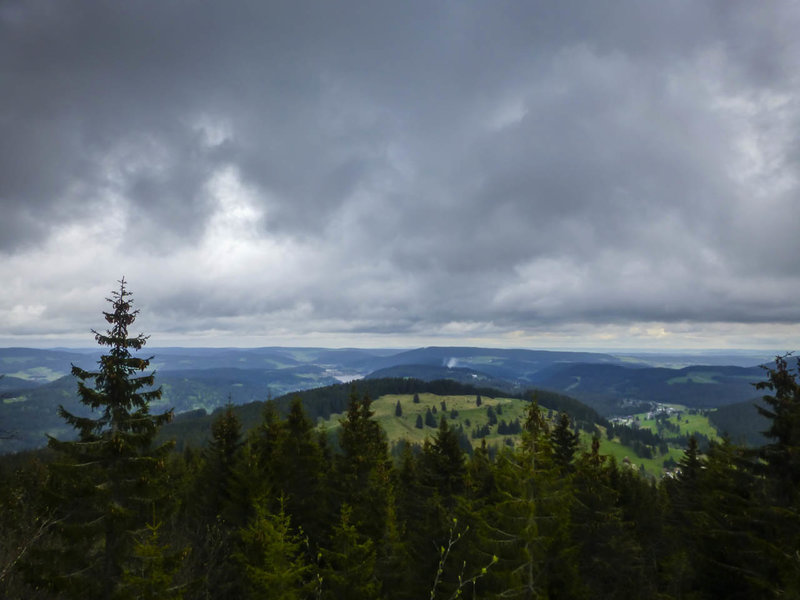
[2,1,799,349]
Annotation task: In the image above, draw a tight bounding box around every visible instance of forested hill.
[5,360,800,598]
[160,377,606,450]
[0,345,779,454]
[530,362,765,414]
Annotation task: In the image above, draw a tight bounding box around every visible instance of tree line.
[2,281,800,599]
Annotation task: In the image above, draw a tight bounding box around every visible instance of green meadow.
[317,393,721,477]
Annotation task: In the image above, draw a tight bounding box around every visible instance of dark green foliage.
[320,505,380,600]
[120,521,186,600]
[551,412,580,471]
[425,407,437,428]
[270,398,328,542]
[42,279,175,599]
[0,455,52,598]
[755,355,800,503]
[13,353,800,599]
[421,418,466,501]
[476,394,482,407]
[496,418,521,435]
[415,414,423,429]
[184,404,246,599]
[471,423,490,439]
[486,405,497,426]
[478,402,579,598]
[709,399,768,446]
[413,393,420,404]
[234,499,313,600]
[394,400,402,417]
[335,390,391,541]
[201,404,244,521]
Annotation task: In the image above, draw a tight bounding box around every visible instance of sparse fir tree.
[425,407,437,428]
[413,393,420,404]
[486,405,497,426]
[395,400,403,417]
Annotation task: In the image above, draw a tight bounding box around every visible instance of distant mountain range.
[0,345,780,453]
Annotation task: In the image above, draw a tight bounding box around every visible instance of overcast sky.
[1,1,799,350]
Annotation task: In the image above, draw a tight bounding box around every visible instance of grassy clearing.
[319,392,526,448]
[6,366,65,382]
[636,407,718,440]
[590,432,685,477]
[666,372,719,385]
[2,396,28,405]
[317,393,705,478]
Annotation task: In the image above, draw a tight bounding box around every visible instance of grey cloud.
[1,0,799,343]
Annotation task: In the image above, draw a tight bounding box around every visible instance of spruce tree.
[235,499,313,600]
[421,418,466,500]
[425,407,437,428]
[755,355,800,503]
[486,405,497,426]
[191,404,246,599]
[551,412,580,472]
[120,521,186,600]
[271,398,328,542]
[335,390,392,540]
[320,505,380,600]
[45,278,174,599]
[482,402,580,598]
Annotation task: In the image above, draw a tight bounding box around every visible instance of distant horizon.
[0,342,788,357]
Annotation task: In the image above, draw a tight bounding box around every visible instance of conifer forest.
[2,283,800,600]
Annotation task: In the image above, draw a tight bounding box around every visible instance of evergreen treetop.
[45,278,175,599]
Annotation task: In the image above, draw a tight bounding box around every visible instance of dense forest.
[2,283,800,599]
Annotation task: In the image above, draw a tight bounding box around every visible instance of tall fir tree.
[269,398,328,544]
[189,404,247,600]
[550,412,580,472]
[480,402,580,598]
[45,278,175,599]
[755,355,800,504]
[235,498,314,600]
[335,390,392,541]
[320,505,381,600]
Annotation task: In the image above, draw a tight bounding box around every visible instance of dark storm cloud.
[1,0,799,342]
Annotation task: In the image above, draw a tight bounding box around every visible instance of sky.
[1,1,799,351]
